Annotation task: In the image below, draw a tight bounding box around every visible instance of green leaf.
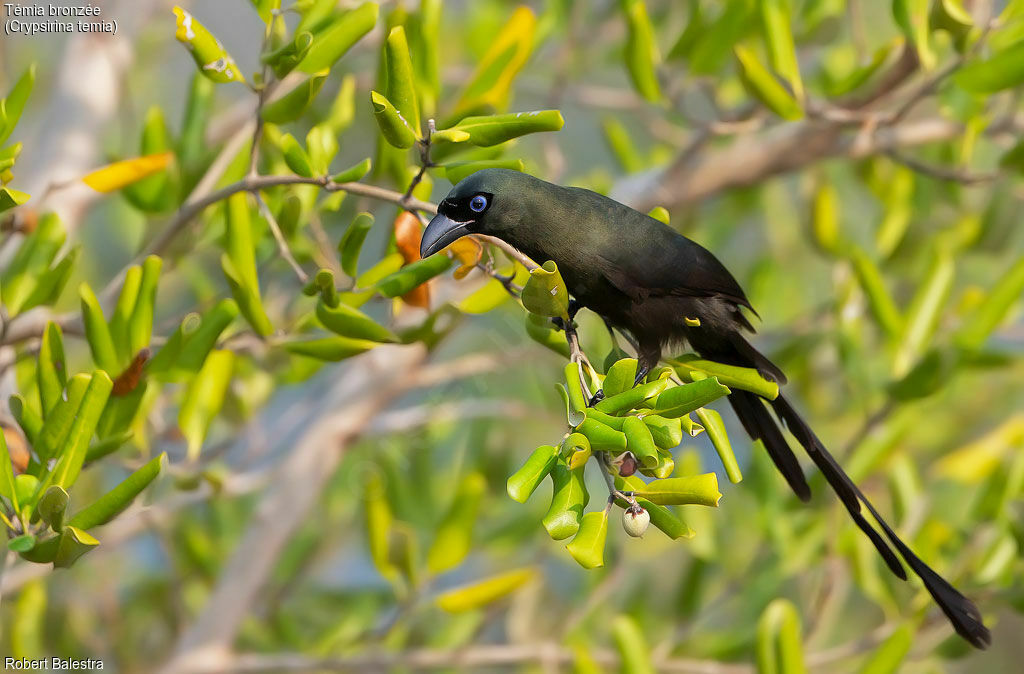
[507,445,559,503]
[222,255,274,338]
[437,110,565,147]
[363,474,399,583]
[342,253,404,308]
[332,157,373,183]
[603,358,638,398]
[893,249,954,376]
[298,2,378,73]
[735,45,802,120]
[123,107,179,213]
[435,567,537,612]
[524,313,570,358]
[453,6,537,115]
[443,159,524,184]
[620,0,662,103]
[633,474,722,507]
[651,377,731,418]
[576,417,629,452]
[849,247,903,338]
[10,395,41,449]
[955,40,1024,93]
[623,416,660,468]
[175,299,238,373]
[370,90,417,149]
[79,283,119,373]
[178,350,234,460]
[0,428,20,512]
[128,255,161,355]
[670,356,776,399]
[563,362,588,419]
[642,414,682,449]
[108,266,142,364]
[0,63,35,145]
[565,510,609,569]
[612,614,656,674]
[1,211,64,315]
[179,73,215,169]
[19,246,79,315]
[955,256,1024,350]
[376,254,452,297]
[521,260,570,320]
[34,374,90,464]
[858,624,913,674]
[426,472,486,573]
[46,371,114,491]
[68,453,164,530]
[603,117,645,173]
[262,31,314,79]
[279,133,314,178]
[0,186,30,214]
[8,534,36,553]
[543,462,589,540]
[756,599,806,674]
[338,212,374,277]
[893,0,934,70]
[760,0,803,98]
[283,336,379,361]
[316,298,397,342]
[36,322,67,417]
[37,486,69,532]
[384,26,421,136]
[261,71,328,124]
[695,407,741,483]
[810,180,841,256]
[172,6,246,83]
[54,525,100,569]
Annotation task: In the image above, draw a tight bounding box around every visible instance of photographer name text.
[3,3,116,36]
[4,658,103,670]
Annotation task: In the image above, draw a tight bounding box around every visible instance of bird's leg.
[633,365,649,387]
[549,298,581,332]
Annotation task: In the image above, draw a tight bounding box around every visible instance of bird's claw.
[633,366,650,387]
[588,389,605,406]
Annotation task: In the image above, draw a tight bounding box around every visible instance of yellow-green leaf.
[565,510,609,569]
[262,71,328,124]
[633,474,722,507]
[426,472,487,573]
[507,445,559,503]
[521,260,570,320]
[178,349,234,460]
[438,110,564,147]
[298,2,378,73]
[621,0,662,103]
[735,45,802,120]
[172,6,245,83]
[435,567,537,612]
[370,90,417,149]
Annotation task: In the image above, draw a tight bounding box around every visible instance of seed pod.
[622,507,651,538]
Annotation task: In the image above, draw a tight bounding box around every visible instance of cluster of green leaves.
[0,65,33,217]
[506,259,790,569]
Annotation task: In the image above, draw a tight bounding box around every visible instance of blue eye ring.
[469,194,488,213]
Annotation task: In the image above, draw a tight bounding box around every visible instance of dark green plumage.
[420,168,990,649]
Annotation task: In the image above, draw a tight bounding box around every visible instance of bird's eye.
[469,195,488,213]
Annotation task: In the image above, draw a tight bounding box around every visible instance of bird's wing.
[592,226,755,312]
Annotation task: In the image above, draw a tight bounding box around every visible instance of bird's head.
[420,169,534,258]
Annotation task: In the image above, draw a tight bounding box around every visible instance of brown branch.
[629,117,961,213]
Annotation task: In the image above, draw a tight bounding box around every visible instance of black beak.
[420,213,473,258]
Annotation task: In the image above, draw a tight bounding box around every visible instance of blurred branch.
[628,117,961,212]
[885,150,998,184]
[157,345,428,674]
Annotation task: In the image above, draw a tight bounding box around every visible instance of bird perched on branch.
[420,168,990,649]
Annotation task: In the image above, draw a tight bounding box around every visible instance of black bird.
[420,168,991,649]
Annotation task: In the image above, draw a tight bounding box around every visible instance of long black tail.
[708,336,991,648]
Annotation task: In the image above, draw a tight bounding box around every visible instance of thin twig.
[255,193,309,283]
